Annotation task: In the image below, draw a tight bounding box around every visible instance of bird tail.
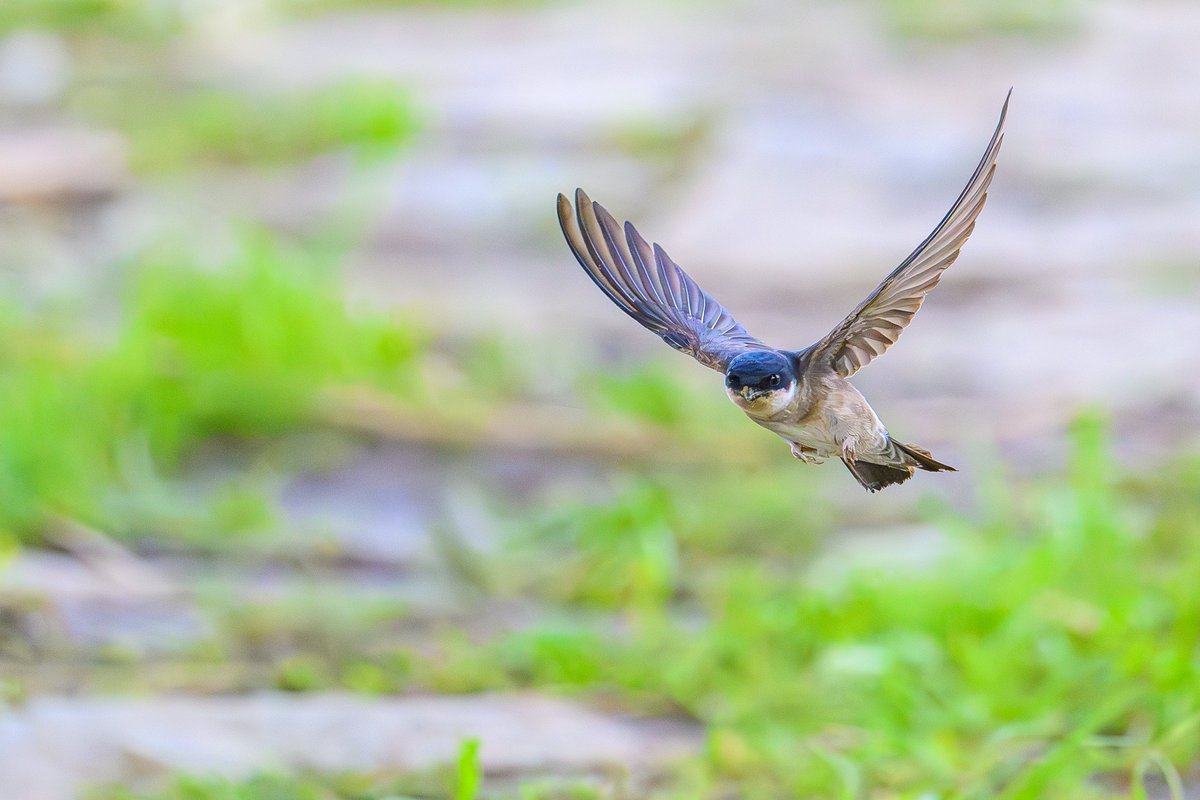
[841,459,914,493]
[892,440,956,473]
[841,439,955,493]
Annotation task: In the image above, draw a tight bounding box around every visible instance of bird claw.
[841,439,858,463]
[790,442,825,464]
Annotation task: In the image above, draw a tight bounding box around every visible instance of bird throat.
[727,384,793,417]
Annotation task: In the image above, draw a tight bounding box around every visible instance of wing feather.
[805,91,1009,377]
[557,190,769,371]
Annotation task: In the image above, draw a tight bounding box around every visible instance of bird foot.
[790,442,825,464]
[841,438,858,463]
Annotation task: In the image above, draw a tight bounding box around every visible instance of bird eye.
[768,374,780,387]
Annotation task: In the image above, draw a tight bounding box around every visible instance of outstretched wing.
[804,90,1009,378]
[557,188,770,372]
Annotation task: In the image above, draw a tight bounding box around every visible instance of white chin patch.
[727,386,792,415]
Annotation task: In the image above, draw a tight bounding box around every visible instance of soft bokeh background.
[0,1,1198,798]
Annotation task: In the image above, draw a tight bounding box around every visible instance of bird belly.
[763,418,841,457]
[757,383,889,461]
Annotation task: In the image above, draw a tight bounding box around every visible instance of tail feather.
[842,439,955,493]
[893,440,956,473]
[842,458,914,493]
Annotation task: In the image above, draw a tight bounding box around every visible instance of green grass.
[455,738,483,800]
[98,773,434,800]
[487,468,830,609]
[427,416,1200,798]
[0,230,425,544]
[71,78,420,173]
[278,0,551,16]
[281,422,1200,797]
[878,0,1081,40]
[0,226,757,550]
[2,0,548,37]
[104,417,1200,799]
[5,229,1197,796]
[97,769,605,800]
[0,0,178,37]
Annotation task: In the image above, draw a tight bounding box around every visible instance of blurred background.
[0,1,1198,798]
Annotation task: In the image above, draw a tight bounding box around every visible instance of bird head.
[725,351,796,413]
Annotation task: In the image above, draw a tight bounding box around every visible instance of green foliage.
[123,233,423,452]
[588,365,691,428]
[585,362,740,435]
[0,0,175,37]
[416,417,1200,797]
[517,781,604,800]
[99,773,397,800]
[72,78,420,173]
[492,465,827,612]
[120,415,1200,796]
[880,0,1081,40]
[207,586,413,685]
[511,478,682,609]
[87,406,1200,798]
[273,655,330,692]
[3,0,550,40]
[98,768,603,800]
[32,279,1199,797]
[453,738,482,800]
[0,232,425,542]
[280,0,550,16]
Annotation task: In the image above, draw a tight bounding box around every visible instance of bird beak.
[740,386,759,401]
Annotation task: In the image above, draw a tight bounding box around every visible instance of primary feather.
[803,91,1009,376]
[557,189,769,372]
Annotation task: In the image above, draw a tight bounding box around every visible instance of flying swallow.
[557,92,1007,491]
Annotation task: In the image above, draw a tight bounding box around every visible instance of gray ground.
[0,0,1198,797]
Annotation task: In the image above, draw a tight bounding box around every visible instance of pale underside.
[731,377,892,463]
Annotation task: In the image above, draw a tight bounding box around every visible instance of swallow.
[557,92,1007,492]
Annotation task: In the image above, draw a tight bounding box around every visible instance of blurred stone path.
[0,693,699,800]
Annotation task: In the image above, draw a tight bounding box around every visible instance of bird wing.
[803,91,1009,378]
[557,188,770,372]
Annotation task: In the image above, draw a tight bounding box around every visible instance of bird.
[556,92,1008,492]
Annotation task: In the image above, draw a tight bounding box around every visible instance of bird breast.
[748,375,886,456]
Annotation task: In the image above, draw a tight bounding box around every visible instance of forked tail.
[842,439,955,493]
